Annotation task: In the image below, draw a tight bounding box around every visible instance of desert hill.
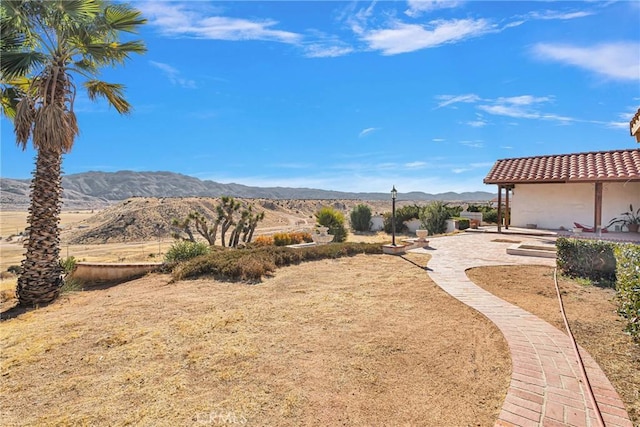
[1,171,494,209]
[61,197,405,244]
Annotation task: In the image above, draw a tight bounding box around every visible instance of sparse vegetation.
[172,243,382,282]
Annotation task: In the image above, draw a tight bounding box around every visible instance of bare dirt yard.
[467,265,640,425]
[1,253,511,426]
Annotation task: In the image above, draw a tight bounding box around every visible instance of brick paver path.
[415,233,633,427]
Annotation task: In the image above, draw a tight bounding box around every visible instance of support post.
[497,185,503,233]
[594,182,603,233]
[505,186,510,230]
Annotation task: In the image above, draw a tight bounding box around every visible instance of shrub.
[60,256,77,274]
[350,204,372,232]
[483,209,498,224]
[451,217,470,230]
[420,201,451,235]
[172,243,383,282]
[272,232,313,246]
[383,204,421,233]
[556,238,616,284]
[613,244,640,342]
[253,235,274,246]
[316,207,348,243]
[165,241,210,263]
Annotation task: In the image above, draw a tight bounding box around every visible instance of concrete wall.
[371,215,384,231]
[71,262,163,285]
[510,182,640,230]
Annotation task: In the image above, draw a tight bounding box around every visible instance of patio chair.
[573,222,608,233]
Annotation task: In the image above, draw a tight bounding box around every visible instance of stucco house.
[483,148,640,232]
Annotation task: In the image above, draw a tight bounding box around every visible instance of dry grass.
[1,253,511,426]
[467,265,640,426]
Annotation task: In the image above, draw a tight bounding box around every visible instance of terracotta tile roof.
[484,148,640,184]
[631,108,640,142]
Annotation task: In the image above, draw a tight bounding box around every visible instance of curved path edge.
[416,233,633,427]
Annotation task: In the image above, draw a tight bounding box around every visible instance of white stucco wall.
[510,182,640,230]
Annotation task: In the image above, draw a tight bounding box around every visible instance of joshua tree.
[1,0,146,306]
[171,211,218,246]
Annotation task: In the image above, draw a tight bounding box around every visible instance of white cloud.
[459,141,484,148]
[532,42,640,81]
[528,10,594,20]
[435,94,481,108]
[362,18,496,55]
[404,161,428,168]
[452,168,469,174]
[149,61,196,88]
[304,44,354,58]
[432,138,445,142]
[359,127,380,137]
[141,2,301,44]
[405,0,462,17]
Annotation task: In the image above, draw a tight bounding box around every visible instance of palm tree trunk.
[16,147,64,306]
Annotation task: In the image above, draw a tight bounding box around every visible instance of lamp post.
[391,186,397,246]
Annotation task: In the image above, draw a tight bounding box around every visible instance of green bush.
[172,243,383,282]
[350,204,372,232]
[383,204,421,233]
[613,244,640,342]
[165,241,211,263]
[60,256,78,274]
[420,201,451,235]
[483,209,498,224]
[451,217,470,230]
[316,206,348,243]
[556,238,616,284]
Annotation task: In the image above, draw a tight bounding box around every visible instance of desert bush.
[165,241,211,263]
[483,209,498,224]
[350,204,372,232]
[172,243,382,282]
[316,207,348,243]
[451,217,470,230]
[383,204,421,233]
[613,244,640,342]
[556,238,616,285]
[60,256,78,274]
[420,201,451,235]
[253,235,274,246]
[272,232,313,246]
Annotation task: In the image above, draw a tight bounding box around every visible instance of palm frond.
[84,79,130,114]
[53,0,100,22]
[1,85,21,118]
[104,4,147,34]
[84,40,146,66]
[0,51,46,80]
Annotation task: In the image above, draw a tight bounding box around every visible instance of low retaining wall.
[71,262,164,285]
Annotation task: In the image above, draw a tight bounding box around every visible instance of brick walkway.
[413,233,633,427]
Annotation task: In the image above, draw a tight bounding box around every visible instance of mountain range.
[1,171,494,209]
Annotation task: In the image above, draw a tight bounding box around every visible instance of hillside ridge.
[1,170,494,209]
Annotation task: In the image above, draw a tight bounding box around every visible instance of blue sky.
[1,0,639,193]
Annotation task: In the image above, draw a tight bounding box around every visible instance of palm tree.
[0,0,146,306]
